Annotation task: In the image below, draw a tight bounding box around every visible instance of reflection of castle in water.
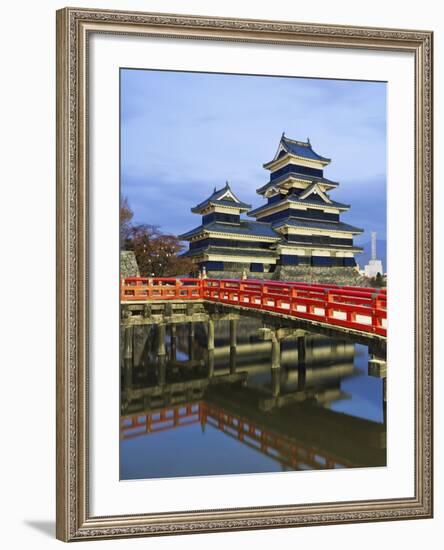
[121,315,386,474]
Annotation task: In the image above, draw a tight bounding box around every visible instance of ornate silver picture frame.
[56,7,433,541]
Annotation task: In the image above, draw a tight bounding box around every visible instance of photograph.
[53,6,433,541]
[119,69,388,480]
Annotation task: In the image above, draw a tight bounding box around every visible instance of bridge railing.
[121,277,201,301]
[120,277,386,337]
[201,279,386,336]
[121,402,350,468]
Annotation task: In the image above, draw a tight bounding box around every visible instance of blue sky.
[120,69,386,246]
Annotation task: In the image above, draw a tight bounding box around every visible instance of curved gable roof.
[281,135,330,163]
[191,182,251,213]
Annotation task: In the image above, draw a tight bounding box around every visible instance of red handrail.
[120,277,387,337]
[121,277,202,301]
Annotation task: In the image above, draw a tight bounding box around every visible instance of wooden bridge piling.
[207,319,215,351]
[271,368,281,398]
[188,322,195,360]
[271,335,281,370]
[207,349,215,378]
[123,325,134,392]
[229,347,237,374]
[157,323,166,357]
[169,324,177,361]
[229,319,237,347]
[297,336,307,390]
[157,355,166,386]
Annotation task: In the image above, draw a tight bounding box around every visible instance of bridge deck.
[120,277,386,352]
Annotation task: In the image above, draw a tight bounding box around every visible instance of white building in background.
[364,231,384,278]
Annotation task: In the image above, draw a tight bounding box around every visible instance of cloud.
[121,69,386,240]
[336,176,387,241]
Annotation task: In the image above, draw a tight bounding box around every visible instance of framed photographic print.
[56,7,433,542]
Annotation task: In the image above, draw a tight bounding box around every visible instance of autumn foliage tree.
[120,198,195,277]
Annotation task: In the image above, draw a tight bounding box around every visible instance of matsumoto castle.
[180,134,364,280]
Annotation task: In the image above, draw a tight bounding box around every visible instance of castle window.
[250,263,264,272]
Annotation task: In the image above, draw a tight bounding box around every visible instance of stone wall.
[206,270,275,280]
[205,266,367,286]
[120,251,140,278]
[271,265,367,286]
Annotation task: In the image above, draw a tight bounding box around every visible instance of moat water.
[120,315,386,480]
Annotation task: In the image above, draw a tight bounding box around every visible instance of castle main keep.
[180,134,364,283]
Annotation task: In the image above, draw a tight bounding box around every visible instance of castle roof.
[248,194,350,217]
[280,135,331,162]
[191,182,251,213]
[272,217,364,234]
[264,134,331,168]
[278,242,363,253]
[257,172,339,195]
[179,219,281,241]
[184,246,278,259]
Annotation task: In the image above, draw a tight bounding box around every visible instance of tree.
[120,196,134,247]
[375,272,384,287]
[367,271,385,288]
[120,198,195,276]
[125,223,195,277]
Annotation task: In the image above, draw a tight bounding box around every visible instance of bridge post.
[207,349,215,378]
[257,327,282,369]
[142,395,151,411]
[368,354,387,425]
[229,319,238,373]
[200,404,207,433]
[158,355,166,386]
[297,335,306,364]
[123,325,133,390]
[297,335,307,389]
[207,319,215,351]
[271,333,281,369]
[188,322,195,360]
[271,367,281,397]
[157,323,166,357]
[143,303,151,318]
[170,323,177,360]
[229,346,237,374]
[368,356,387,378]
[230,319,237,348]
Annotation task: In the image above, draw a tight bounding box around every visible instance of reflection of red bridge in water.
[121,277,386,337]
[121,402,351,470]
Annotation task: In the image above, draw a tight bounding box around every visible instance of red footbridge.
[121,277,386,338]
